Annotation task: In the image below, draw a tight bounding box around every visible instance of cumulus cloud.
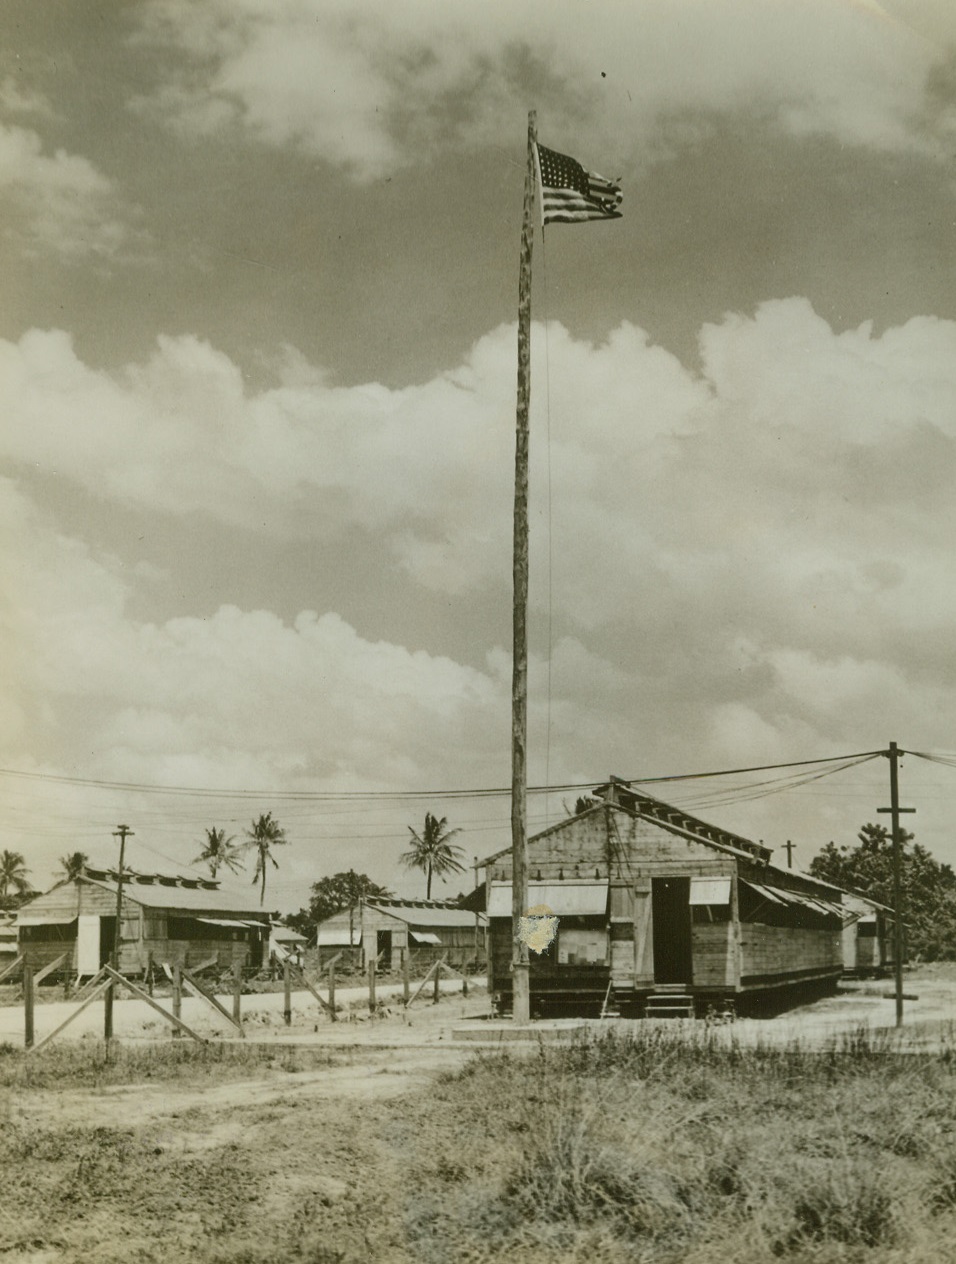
[131,0,950,179]
[0,122,145,262]
[4,299,956,780]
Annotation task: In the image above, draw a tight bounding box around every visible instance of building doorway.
[377,929,392,971]
[652,878,692,985]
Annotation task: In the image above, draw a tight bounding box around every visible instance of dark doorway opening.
[652,878,692,984]
[377,929,392,971]
[99,916,116,967]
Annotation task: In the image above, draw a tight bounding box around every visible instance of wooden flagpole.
[511,110,537,1025]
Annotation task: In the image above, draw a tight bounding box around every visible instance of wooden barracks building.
[483,780,848,1017]
[16,867,270,979]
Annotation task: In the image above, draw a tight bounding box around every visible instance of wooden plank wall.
[739,923,842,987]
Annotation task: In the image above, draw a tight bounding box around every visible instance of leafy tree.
[194,826,243,879]
[58,851,89,881]
[244,812,288,907]
[809,823,956,961]
[289,870,393,941]
[0,850,32,903]
[401,812,465,899]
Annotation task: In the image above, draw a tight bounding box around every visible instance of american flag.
[535,143,623,225]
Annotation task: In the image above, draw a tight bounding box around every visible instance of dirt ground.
[3,970,956,1262]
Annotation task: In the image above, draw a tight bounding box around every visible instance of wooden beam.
[104,966,206,1043]
[34,952,70,987]
[288,964,336,1019]
[181,965,244,1036]
[29,978,113,1053]
[406,958,440,1009]
[0,955,24,985]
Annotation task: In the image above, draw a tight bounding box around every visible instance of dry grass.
[4,1027,956,1261]
[0,1037,344,1089]
[400,1028,956,1262]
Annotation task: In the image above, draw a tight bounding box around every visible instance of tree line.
[0,810,468,926]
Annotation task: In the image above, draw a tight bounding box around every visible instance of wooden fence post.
[172,964,182,1039]
[463,966,469,998]
[233,963,242,1028]
[368,958,376,1013]
[104,976,114,1041]
[328,964,336,1017]
[402,950,410,1007]
[433,957,442,1005]
[23,963,34,1049]
[283,960,292,1026]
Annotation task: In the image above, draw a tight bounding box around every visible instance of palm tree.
[401,813,465,899]
[58,851,89,881]
[194,827,243,879]
[0,850,32,898]
[244,812,288,906]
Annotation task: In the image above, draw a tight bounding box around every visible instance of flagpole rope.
[541,225,555,830]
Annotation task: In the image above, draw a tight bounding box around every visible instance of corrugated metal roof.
[86,877,267,915]
[487,881,608,918]
[367,903,484,928]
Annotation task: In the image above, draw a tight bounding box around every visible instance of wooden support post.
[402,950,410,1007]
[463,967,469,998]
[103,966,206,1044]
[34,952,70,988]
[233,964,242,1028]
[284,960,292,1026]
[327,964,336,1017]
[433,957,442,1005]
[368,958,376,1013]
[172,964,182,1039]
[28,978,113,1054]
[104,977,114,1042]
[510,110,537,1028]
[23,963,34,1049]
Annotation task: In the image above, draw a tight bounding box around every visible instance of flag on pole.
[535,143,623,225]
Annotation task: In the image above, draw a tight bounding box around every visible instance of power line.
[0,748,889,801]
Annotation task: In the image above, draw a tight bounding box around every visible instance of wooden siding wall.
[739,923,842,988]
[692,921,736,988]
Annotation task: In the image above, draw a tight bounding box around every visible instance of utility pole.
[510,109,537,1026]
[877,743,914,1029]
[105,824,133,1042]
[783,840,796,869]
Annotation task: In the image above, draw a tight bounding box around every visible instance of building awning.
[196,918,251,930]
[316,928,360,946]
[16,916,78,927]
[487,882,608,918]
[409,930,441,945]
[743,882,840,917]
[741,880,789,906]
[689,877,732,905]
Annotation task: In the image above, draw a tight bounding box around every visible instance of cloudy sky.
[3,0,956,910]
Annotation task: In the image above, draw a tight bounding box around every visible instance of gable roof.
[480,791,770,869]
[83,874,268,916]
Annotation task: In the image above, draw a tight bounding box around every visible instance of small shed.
[16,868,270,978]
[315,898,485,970]
[841,892,896,976]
